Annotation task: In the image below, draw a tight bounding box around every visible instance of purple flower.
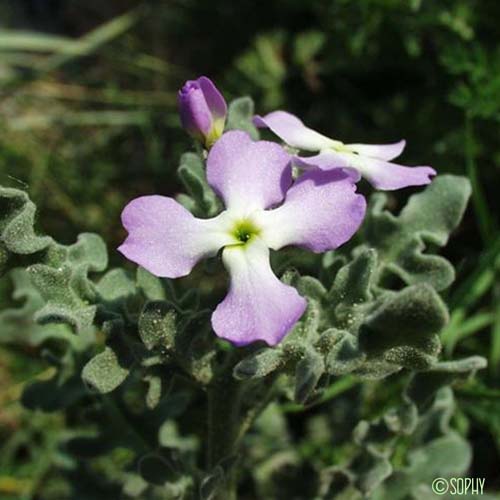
[118,131,366,346]
[178,76,227,147]
[254,111,436,190]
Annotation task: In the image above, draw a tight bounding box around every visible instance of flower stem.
[206,374,242,500]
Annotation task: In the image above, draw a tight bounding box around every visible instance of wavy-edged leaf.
[362,175,471,291]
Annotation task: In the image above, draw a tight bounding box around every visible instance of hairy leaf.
[226,96,259,139]
[362,175,471,291]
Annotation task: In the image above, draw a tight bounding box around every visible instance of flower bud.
[178,76,227,148]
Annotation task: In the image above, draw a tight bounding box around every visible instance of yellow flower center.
[231,219,260,245]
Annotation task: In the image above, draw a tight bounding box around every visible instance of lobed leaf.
[362,175,471,291]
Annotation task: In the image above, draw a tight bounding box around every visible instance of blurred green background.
[0,0,499,497]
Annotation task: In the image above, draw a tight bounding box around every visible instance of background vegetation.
[0,0,499,498]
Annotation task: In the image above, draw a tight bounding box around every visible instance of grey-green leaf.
[226,96,259,139]
[362,175,471,291]
[177,152,221,217]
[138,301,177,351]
[82,346,130,393]
[360,285,448,354]
[233,348,284,380]
[294,349,325,404]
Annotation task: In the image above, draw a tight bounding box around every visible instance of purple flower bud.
[178,76,227,147]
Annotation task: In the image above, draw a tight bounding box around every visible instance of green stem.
[205,357,281,499]
[464,113,492,245]
[236,380,277,444]
[490,283,500,375]
[206,374,242,500]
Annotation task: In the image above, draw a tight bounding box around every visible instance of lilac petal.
[118,195,233,278]
[295,150,436,191]
[293,150,349,169]
[254,111,336,151]
[349,140,406,161]
[351,156,437,190]
[206,130,292,212]
[293,153,362,184]
[198,76,227,120]
[212,239,306,346]
[178,82,213,136]
[256,169,366,252]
